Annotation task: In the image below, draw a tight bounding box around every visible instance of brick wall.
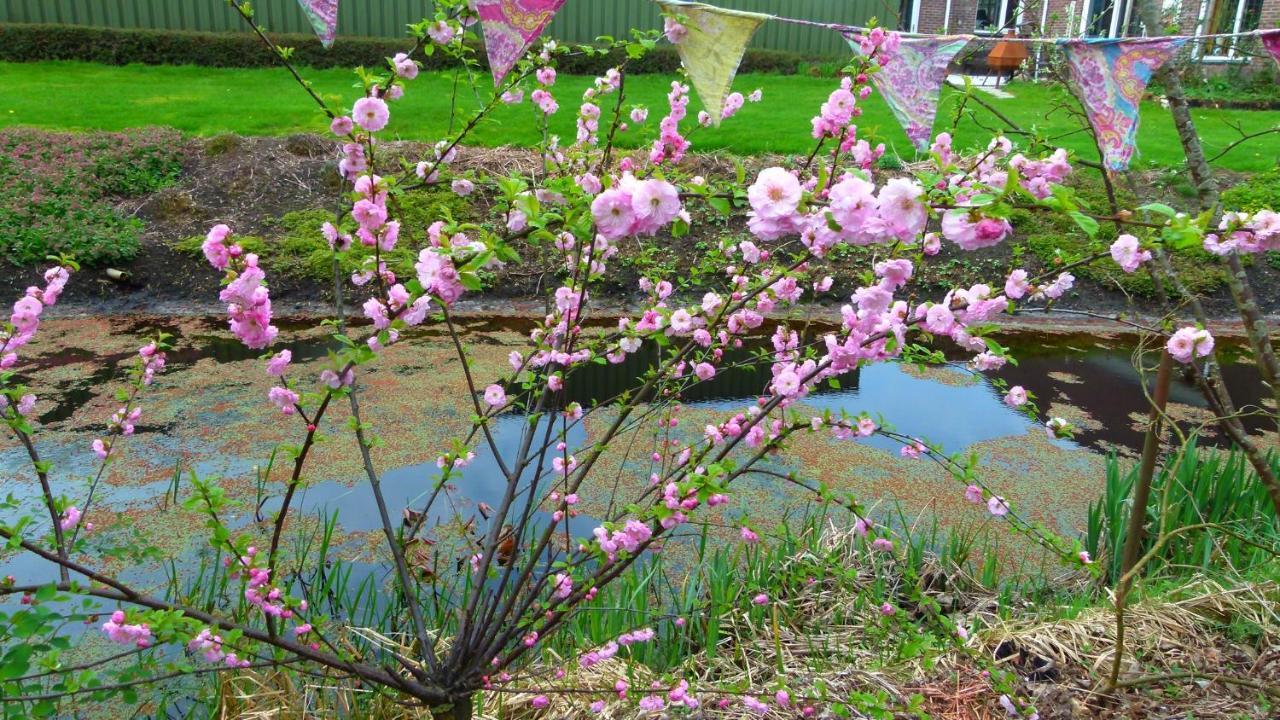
[913,0,980,34]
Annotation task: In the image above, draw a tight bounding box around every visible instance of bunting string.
[662,0,1275,45]
[654,1,1275,171]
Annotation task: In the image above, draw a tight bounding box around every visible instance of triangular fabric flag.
[296,0,339,48]
[474,0,568,84]
[1058,37,1187,171]
[851,35,970,151]
[658,1,770,124]
[1262,30,1280,70]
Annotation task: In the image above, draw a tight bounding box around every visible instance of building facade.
[902,0,1278,65]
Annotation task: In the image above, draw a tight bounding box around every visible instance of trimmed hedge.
[0,22,816,75]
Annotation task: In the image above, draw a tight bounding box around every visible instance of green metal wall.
[0,0,891,54]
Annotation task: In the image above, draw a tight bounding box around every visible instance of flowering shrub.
[1,1,1277,717]
[0,128,185,266]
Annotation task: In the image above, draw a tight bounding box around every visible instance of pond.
[0,313,1268,590]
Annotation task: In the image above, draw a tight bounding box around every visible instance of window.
[976,0,1020,33]
[1198,0,1264,58]
[1077,0,1142,38]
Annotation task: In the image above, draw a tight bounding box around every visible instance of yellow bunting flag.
[658,1,769,125]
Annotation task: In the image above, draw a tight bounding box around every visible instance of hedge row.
[0,23,818,75]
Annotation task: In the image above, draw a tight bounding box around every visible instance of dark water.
[1,318,1270,592]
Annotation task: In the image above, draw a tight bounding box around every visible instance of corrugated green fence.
[0,0,892,54]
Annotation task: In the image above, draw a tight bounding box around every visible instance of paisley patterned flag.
[851,36,970,151]
[474,0,568,84]
[296,0,339,48]
[1058,37,1187,171]
[658,1,769,124]
[1262,30,1280,70]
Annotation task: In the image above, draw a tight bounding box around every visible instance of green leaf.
[1068,211,1099,237]
[1138,202,1177,218]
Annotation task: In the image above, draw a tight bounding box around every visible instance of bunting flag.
[658,1,769,124]
[1263,30,1280,69]
[852,36,970,151]
[296,0,339,48]
[1058,37,1187,171]
[474,0,568,84]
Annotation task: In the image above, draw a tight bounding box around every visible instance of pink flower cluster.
[204,225,278,350]
[102,610,153,648]
[649,82,691,166]
[2,265,70,370]
[188,627,251,667]
[58,506,81,531]
[747,170,930,250]
[1205,210,1280,255]
[592,519,653,561]
[590,175,683,240]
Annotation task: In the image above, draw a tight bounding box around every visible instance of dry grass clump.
[217,524,1279,719]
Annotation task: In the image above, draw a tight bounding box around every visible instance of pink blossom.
[392,52,418,80]
[427,20,455,44]
[748,168,802,220]
[693,362,715,381]
[987,496,1010,517]
[484,384,506,407]
[577,172,602,194]
[202,224,233,270]
[1004,385,1027,407]
[330,116,354,136]
[876,178,928,240]
[268,386,299,415]
[59,506,81,531]
[1040,272,1074,300]
[320,369,353,389]
[591,189,636,239]
[1004,269,1030,299]
[751,593,769,605]
[266,350,291,377]
[530,695,549,710]
[1166,326,1214,364]
[451,179,475,196]
[663,16,688,44]
[352,96,390,132]
[1109,234,1152,273]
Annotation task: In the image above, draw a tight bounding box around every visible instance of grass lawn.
[1,60,1278,171]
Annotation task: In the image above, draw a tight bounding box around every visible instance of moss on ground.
[172,186,473,281]
[1013,175,1231,297]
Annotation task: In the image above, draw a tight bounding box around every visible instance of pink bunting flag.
[1263,30,1280,69]
[851,36,970,151]
[1058,37,1186,171]
[474,0,568,84]
[296,0,339,48]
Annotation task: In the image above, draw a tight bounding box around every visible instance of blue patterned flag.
[1058,37,1186,171]
[296,0,339,48]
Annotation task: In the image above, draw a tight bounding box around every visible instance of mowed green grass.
[1,60,1278,171]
